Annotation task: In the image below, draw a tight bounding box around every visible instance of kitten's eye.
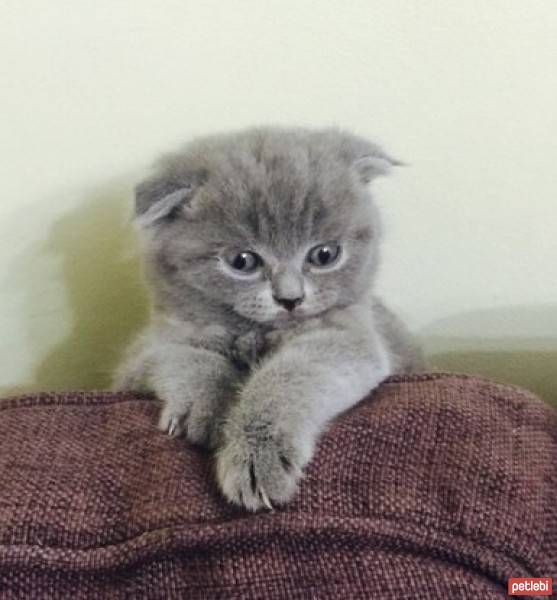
[307,243,341,268]
[227,251,262,273]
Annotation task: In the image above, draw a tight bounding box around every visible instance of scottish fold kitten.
[115,127,423,511]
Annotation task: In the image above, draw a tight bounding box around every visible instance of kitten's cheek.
[233,302,275,324]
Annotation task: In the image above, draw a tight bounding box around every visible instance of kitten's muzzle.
[272,295,304,312]
[271,265,304,312]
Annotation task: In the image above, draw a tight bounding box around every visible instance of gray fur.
[114,126,423,511]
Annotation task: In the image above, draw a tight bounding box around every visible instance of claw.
[259,487,274,511]
[168,417,180,437]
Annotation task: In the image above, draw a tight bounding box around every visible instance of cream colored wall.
[1,1,555,403]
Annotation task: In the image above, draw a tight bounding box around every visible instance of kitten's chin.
[234,308,298,326]
[268,306,324,326]
[234,304,329,326]
[272,311,298,324]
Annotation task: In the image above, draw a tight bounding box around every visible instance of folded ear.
[134,170,208,227]
[353,153,404,184]
[334,130,403,184]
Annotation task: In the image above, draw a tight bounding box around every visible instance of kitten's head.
[135,127,398,325]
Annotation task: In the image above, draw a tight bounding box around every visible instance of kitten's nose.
[271,265,304,311]
[273,295,304,312]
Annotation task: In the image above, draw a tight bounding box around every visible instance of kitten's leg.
[116,337,237,446]
[216,327,391,511]
[112,336,152,392]
[151,342,237,447]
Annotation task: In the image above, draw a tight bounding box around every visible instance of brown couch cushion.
[0,373,555,599]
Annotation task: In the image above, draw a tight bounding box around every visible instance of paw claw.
[167,417,181,437]
[259,487,274,511]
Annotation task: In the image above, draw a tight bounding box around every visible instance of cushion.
[0,373,555,599]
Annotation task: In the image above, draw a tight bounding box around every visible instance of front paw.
[216,423,308,511]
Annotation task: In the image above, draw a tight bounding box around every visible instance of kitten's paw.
[216,425,308,511]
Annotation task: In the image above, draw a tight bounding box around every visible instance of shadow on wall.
[421,306,557,406]
[1,182,150,395]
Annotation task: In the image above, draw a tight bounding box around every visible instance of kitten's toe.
[184,400,225,449]
[158,406,187,438]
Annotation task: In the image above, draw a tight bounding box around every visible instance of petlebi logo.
[507,578,552,596]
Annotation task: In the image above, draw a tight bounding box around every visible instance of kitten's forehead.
[202,141,363,252]
[137,126,395,239]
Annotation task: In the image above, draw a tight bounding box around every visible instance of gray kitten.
[114,126,423,511]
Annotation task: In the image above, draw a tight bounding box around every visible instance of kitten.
[114,127,424,511]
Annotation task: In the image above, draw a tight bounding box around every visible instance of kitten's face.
[211,232,372,324]
[138,128,392,326]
